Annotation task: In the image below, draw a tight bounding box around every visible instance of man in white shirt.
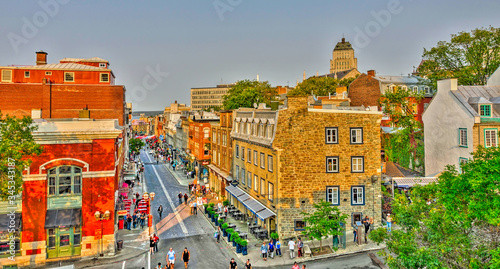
[288,239,296,259]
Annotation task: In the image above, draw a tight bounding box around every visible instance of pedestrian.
[260,241,268,261]
[154,233,159,253]
[184,193,188,205]
[268,240,274,259]
[182,247,190,268]
[193,201,197,215]
[217,226,221,243]
[301,265,307,269]
[140,213,145,229]
[166,247,176,269]
[224,206,228,217]
[229,257,238,269]
[190,202,194,215]
[297,238,303,258]
[218,202,223,213]
[275,238,282,257]
[155,262,162,269]
[292,262,300,269]
[363,215,374,243]
[244,259,252,269]
[132,213,138,229]
[158,205,163,219]
[136,192,140,200]
[178,192,183,204]
[288,238,296,259]
[386,213,392,232]
[126,214,132,230]
[149,236,155,254]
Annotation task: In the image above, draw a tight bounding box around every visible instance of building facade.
[207,111,233,198]
[228,97,382,238]
[188,113,219,183]
[190,84,234,110]
[330,38,358,74]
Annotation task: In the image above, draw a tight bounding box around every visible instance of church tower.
[330,38,357,74]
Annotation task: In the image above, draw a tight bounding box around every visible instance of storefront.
[45,208,82,258]
[0,213,22,259]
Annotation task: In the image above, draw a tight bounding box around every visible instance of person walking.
[126,214,132,230]
[178,192,183,204]
[288,238,296,259]
[140,213,145,229]
[297,238,303,258]
[244,259,252,269]
[268,240,274,259]
[229,257,238,269]
[158,205,163,220]
[217,226,221,243]
[166,247,176,269]
[363,215,374,243]
[182,247,190,268]
[260,241,268,261]
[153,233,159,253]
[155,262,162,269]
[292,262,300,269]
[275,238,282,257]
[193,201,197,215]
[149,236,155,255]
[386,213,392,232]
[184,193,189,205]
[132,213,138,229]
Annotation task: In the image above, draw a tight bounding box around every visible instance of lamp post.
[94,210,111,257]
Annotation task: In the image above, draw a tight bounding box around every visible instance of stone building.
[190,84,234,110]
[207,111,233,197]
[330,38,358,75]
[228,96,382,238]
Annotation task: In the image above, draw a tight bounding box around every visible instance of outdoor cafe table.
[227,223,236,229]
[238,232,248,239]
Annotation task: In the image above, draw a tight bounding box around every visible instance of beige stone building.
[330,38,358,74]
[190,84,234,110]
[228,96,382,238]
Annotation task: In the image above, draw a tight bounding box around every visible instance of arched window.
[47,166,82,196]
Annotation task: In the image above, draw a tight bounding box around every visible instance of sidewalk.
[164,162,192,186]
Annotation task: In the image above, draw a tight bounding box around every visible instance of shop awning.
[257,208,276,221]
[0,213,21,232]
[225,185,245,198]
[243,198,265,214]
[236,193,251,203]
[45,208,82,228]
[393,177,438,188]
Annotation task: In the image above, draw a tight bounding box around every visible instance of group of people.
[149,234,160,254]
[124,211,147,230]
[353,215,374,244]
[153,247,191,269]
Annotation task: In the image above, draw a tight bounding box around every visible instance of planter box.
[236,245,242,253]
[242,247,248,255]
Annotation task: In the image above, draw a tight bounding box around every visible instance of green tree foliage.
[370,146,500,269]
[379,86,424,169]
[129,138,144,153]
[0,112,43,199]
[301,200,348,251]
[287,76,357,97]
[222,80,278,110]
[419,26,500,87]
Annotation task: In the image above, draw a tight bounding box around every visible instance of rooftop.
[60,57,109,63]
[1,62,110,71]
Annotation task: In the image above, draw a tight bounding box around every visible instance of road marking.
[122,261,126,269]
[145,153,188,235]
[148,251,151,269]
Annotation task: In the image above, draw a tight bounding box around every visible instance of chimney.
[36,51,48,65]
[367,70,375,77]
[342,37,345,43]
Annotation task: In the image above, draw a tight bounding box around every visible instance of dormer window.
[99,63,107,68]
[424,86,431,94]
[480,105,491,117]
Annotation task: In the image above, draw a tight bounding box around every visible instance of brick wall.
[348,74,381,107]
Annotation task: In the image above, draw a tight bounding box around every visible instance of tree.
[287,76,357,97]
[129,138,145,153]
[379,86,424,170]
[0,112,43,199]
[419,26,500,87]
[301,200,348,251]
[222,80,278,110]
[369,146,500,269]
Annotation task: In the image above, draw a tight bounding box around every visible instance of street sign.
[230,180,238,187]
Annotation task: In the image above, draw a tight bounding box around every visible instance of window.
[254,151,258,165]
[222,133,227,146]
[412,86,418,93]
[212,130,216,143]
[99,63,106,68]
[235,165,239,181]
[480,105,491,117]
[100,73,109,82]
[424,86,431,94]
[294,220,306,231]
[259,123,264,137]
[247,123,251,135]
[459,157,468,174]
[204,128,210,138]
[458,128,468,147]
[241,147,245,161]
[268,155,273,172]
[204,144,209,156]
[248,149,251,163]
[47,229,56,249]
[401,85,407,90]
[326,156,339,173]
[268,182,274,202]
[24,71,30,78]
[213,149,217,164]
[485,129,498,148]
[241,168,246,185]
[254,175,258,192]
[261,178,265,195]
[45,71,52,75]
[423,103,429,111]
[260,153,265,169]
[350,128,363,144]
[73,226,81,246]
[267,125,274,139]
[351,156,364,173]
[1,70,12,82]
[47,166,82,196]
[235,145,239,158]
[247,171,252,188]
[326,186,340,205]
[351,186,365,205]
[325,127,338,144]
[64,72,74,82]
[412,104,418,115]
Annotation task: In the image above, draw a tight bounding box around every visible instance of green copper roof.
[334,38,353,51]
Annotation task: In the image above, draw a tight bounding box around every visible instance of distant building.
[208,110,233,197]
[132,119,148,135]
[188,112,220,183]
[190,84,234,110]
[423,74,500,176]
[163,101,190,145]
[330,38,358,75]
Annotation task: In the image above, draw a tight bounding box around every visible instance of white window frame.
[260,153,265,169]
[247,148,251,163]
[326,156,339,173]
[99,63,107,68]
[235,145,239,158]
[99,73,109,82]
[45,71,52,76]
[458,128,468,147]
[24,71,30,78]
[64,72,74,82]
[268,155,273,172]
[254,150,258,166]
[350,128,363,144]
[247,171,252,188]
[424,86,431,94]
[241,147,245,161]
[326,186,339,205]
[351,156,364,173]
[235,165,239,181]
[485,129,498,148]
[1,70,12,82]
[268,182,274,202]
[254,175,258,192]
[351,186,364,205]
[260,178,265,195]
[325,127,338,144]
[241,168,246,185]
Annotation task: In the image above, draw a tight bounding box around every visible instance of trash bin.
[117,240,123,250]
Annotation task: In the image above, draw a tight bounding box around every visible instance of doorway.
[46,226,81,258]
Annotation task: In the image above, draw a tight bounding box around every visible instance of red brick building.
[0,52,127,267]
[188,113,219,184]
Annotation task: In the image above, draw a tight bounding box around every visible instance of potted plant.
[270,232,279,244]
[208,202,215,208]
[206,206,213,215]
[218,218,224,227]
[226,228,234,241]
[213,214,219,223]
[231,233,240,247]
[235,238,242,253]
[222,223,229,236]
[240,239,248,255]
[223,200,229,206]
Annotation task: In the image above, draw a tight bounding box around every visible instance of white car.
[149,150,154,154]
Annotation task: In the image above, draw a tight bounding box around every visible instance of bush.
[207,207,213,212]
[208,203,215,208]
[222,223,229,230]
[218,219,224,224]
[214,214,219,219]
[240,240,248,247]
[235,237,242,246]
[231,232,240,242]
[270,232,279,240]
[223,200,230,206]
[226,228,234,234]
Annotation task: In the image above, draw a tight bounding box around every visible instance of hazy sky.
[1,0,500,111]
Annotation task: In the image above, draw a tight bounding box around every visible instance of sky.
[1,0,500,111]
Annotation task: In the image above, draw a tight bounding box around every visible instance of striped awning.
[393,177,438,188]
[225,185,245,198]
[257,208,276,221]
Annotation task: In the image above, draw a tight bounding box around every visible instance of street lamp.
[94,210,111,257]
